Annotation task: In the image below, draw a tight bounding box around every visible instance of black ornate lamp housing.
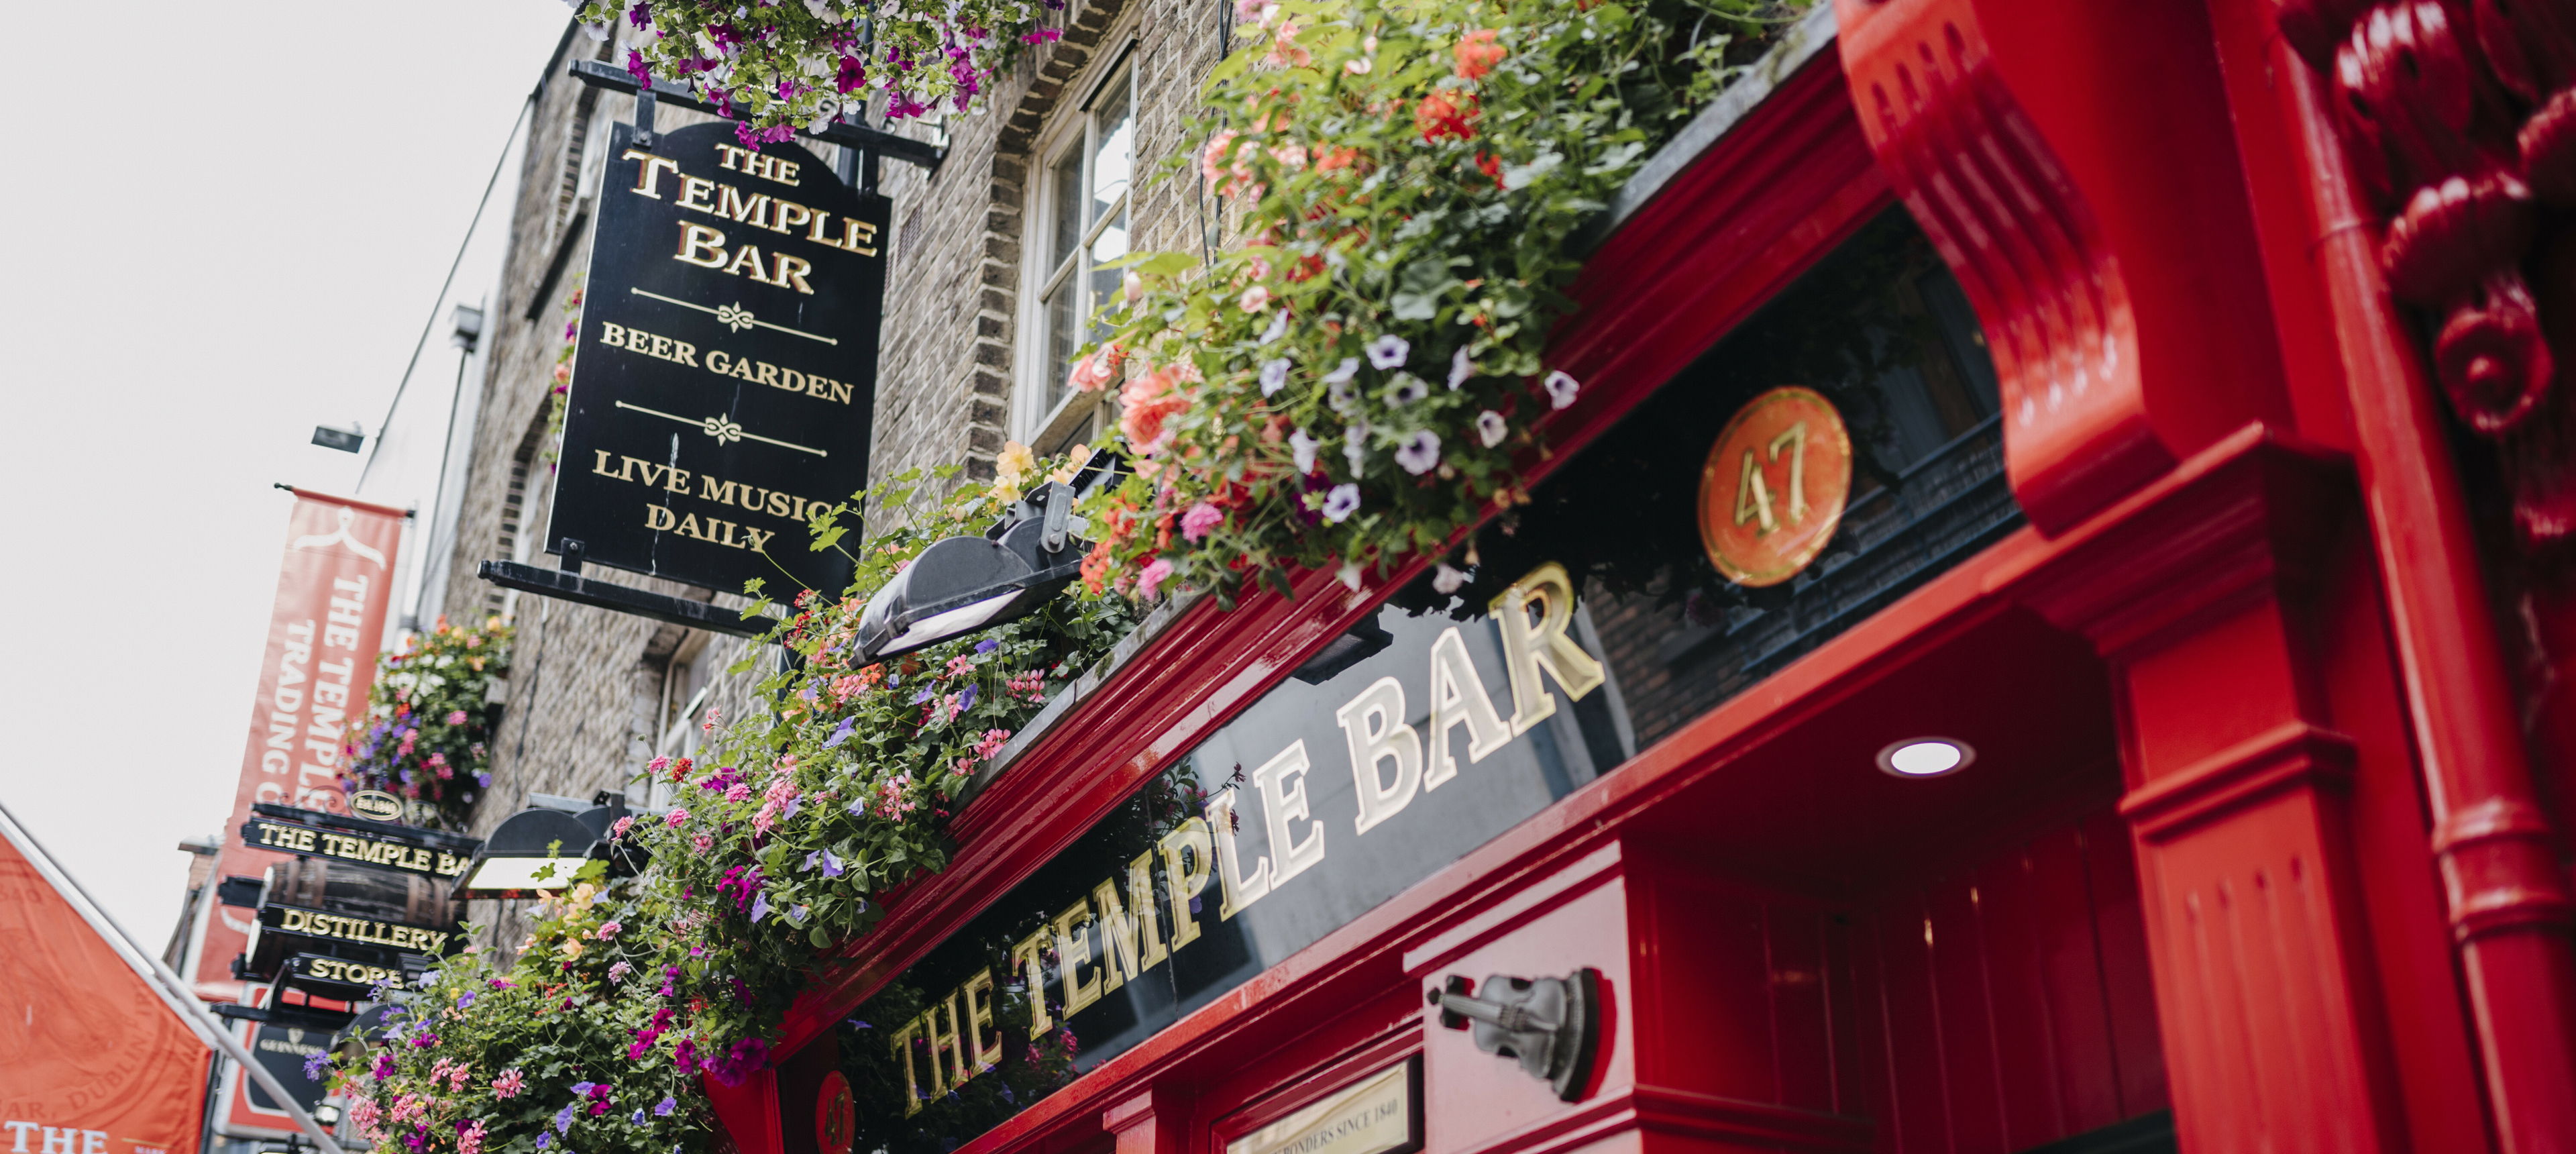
[854,480,1092,662]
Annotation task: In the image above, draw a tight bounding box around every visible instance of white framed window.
[1018,54,1136,452]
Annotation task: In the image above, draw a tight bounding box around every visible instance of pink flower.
[752,804,778,834]
[1179,502,1224,542]
[973,729,1012,759]
[458,1120,486,1154]
[445,711,469,725]
[594,921,623,940]
[1138,557,1175,599]
[724,781,752,803]
[693,834,714,853]
[491,1070,524,1099]
[665,808,690,828]
[1239,285,1272,313]
[702,708,723,734]
[611,816,635,837]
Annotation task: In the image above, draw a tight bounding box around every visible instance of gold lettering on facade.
[1489,562,1605,735]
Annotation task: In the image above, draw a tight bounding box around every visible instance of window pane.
[1091,73,1134,221]
[1087,205,1128,344]
[1044,282,1079,416]
[1050,147,1084,271]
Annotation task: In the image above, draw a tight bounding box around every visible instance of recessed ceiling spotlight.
[1878,737,1974,778]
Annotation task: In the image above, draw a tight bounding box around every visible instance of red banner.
[186,491,405,1001]
[0,828,211,1154]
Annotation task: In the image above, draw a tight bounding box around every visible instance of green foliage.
[1071,0,1805,604]
[341,617,515,831]
[329,866,707,1154]
[613,455,1142,1079]
[571,0,1047,140]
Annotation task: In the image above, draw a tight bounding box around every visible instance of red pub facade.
[696,2,2576,1151]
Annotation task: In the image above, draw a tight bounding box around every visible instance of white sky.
[0,2,576,945]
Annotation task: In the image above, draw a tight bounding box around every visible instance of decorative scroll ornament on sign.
[1697,386,1854,586]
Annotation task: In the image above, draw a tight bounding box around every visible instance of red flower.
[1454,30,1506,81]
[1415,92,1477,144]
[1475,153,1505,190]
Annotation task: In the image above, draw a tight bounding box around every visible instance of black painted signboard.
[551,121,890,596]
[837,562,1636,1154]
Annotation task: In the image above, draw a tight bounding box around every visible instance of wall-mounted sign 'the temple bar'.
[551,121,890,596]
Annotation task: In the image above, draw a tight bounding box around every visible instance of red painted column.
[2022,435,2409,1151]
[1105,1085,1189,1154]
[2256,26,2576,1152]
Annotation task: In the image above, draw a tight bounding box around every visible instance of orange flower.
[1454,30,1506,80]
[1067,342,1126,393]
[1119,368,1191,458]
[1415,91,1478,143]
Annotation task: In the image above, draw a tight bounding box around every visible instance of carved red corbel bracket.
[1833,0,2296,535]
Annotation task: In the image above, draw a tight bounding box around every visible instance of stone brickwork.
[436,8,1231,944]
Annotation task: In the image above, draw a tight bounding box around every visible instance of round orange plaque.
[1697,386,1854,587]
[815,1070,856,1154]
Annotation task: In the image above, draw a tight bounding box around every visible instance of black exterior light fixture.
[855,460,1117,662]
[457,792,643,897]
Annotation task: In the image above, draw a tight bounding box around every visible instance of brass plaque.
[1697,385,1854,588]
[1226,1059,1419,1154]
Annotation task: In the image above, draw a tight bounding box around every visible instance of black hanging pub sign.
[546,120,892,599]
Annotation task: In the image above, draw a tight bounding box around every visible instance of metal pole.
[0,801,347,1154]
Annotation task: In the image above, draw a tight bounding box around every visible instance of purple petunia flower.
[1366,334,1410,369]
[823,717,856,748]
[958,684,978,711]
[974,639,1000,654]
[1544,370,1580,409]
[749,891,771,923]
[1322,484,1362,523]
[1395,430,1441,475]
[555,1104,578,1133]
[653,1097,677,1117]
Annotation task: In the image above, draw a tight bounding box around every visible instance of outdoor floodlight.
[456,794,640,897]
[855,477,1098,662]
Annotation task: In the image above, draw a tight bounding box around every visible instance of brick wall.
[438,10,1232,948]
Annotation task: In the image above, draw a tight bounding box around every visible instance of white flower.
[1432,564,1468,594]
[1260,309,1289,345]
[1345,58,1373,75]
[1395,429,1441,475]
[1448,346,1474,389]
[1323,484,1362,523]
[1387,372,1428,405]
[1344,419,1371,472]
[583,20,612,41]
[1366,334,1411,369]
[1338,560,1365,590]
[1260,359,1292,396]
[1328,377,1357,413]
[1475,410,1509,447]
[1323,356,1360,383]
[1289,428,1322,473]
[1544,370,1580,410]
